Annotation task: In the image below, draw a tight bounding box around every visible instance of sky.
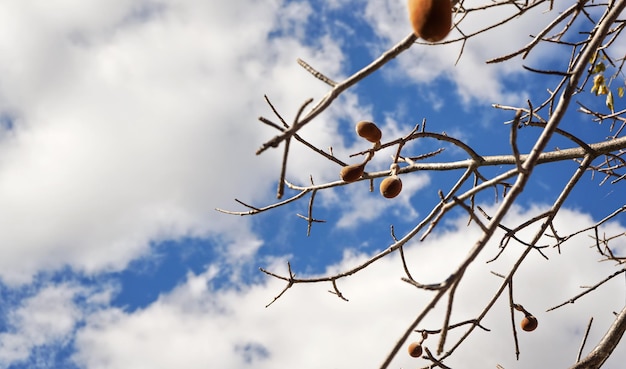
[0,0,624,368]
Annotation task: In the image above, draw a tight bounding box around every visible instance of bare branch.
[569,307,626,369]
[546,268,626,312]
[576,317,594,363]
[256,33,418,155]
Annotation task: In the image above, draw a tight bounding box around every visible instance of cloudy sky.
[0,1,624,368]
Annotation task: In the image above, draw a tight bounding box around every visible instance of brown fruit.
[380,175,402,198]
[407,0,452,42]
[355,121,382,143]
[340,163,365,183]
[408,342,423,358]
[521,315,538,332]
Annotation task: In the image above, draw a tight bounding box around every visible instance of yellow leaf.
[592,74,605,95]
[618,87,624,98]
[593,74,605,85]
[593,62,606,74]
[599,85,609,95]
[606,91,614,113]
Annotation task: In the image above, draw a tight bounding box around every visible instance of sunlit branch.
[569,306,626,369]
[256,33,418,155]
[546,268,626,312]
[231,0,626,367]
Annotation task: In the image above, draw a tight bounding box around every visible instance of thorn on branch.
[261,262,296,308]
[328,279,349,301]
[215,189,310,216]
[546,268,626,311]
[404,148,446,162]
[296,213,326,234]
[401,277,447,291]
[415,319,491,335]
[258,116,284,131]
[296,184,326,236]
[235,199,261,212]
[256,98,314,155]
[452,196,487,232]
[490,270,506,279]
[478,206,550,262]
[522,65,571,76]
[423,347,453,369]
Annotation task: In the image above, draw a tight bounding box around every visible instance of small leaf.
[592,74,605,95]
[593,74,605,85]
[618,87,624,98]
[606,91,614,113]
[599,85,609,95]
[593,62,606,74]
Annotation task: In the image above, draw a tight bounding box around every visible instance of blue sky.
[0,1,624,368]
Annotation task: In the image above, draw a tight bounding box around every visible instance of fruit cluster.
[339,121,403,198]
[406,307,538,359]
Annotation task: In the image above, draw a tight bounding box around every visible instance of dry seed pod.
[520,315,538,332]
[340,163,365,183]
[380,175,402,198]
[355,121,382,143]
[407,0,452,42]
[407,342,423,358]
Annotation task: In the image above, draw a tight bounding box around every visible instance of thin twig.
[576,317,594,363]
[257,33,418,155]
[546,268,626,311]
[569,306,626,369]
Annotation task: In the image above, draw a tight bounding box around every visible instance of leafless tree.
[218,1,626,368]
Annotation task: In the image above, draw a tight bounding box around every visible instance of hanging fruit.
[380,175,403,198]
[340,163,366,183]
[520,315,538,332]
[355,120,382,143]
[407,0,452,42]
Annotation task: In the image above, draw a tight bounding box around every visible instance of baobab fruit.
[521,315,538,332]
[407,0,452,42]
[355,120,382,143]
[408,342,423,358]
[340,163,365,183]
[380,175,402,198]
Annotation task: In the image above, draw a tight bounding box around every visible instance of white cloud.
[362,0,571,106]
[0,0,360,284]
[0,282,113,368]
[70,206,626,369]
[0,1,623,368]
[0,0,586,285]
